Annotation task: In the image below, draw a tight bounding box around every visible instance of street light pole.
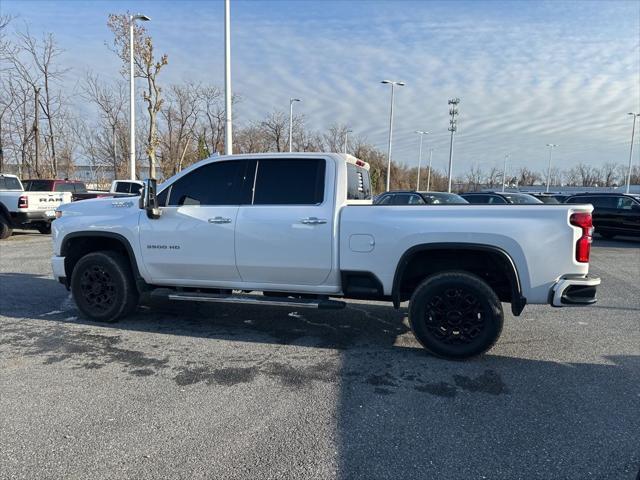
[289,98,300,153]
[381,80,405,191]
[224,0,233,155]
[426,148,433,191]
[502,153,509,192]
[344,129,352,154]
[626,113,639,194]
[415,130,429,190]
[447,98,460,193]
[545,143,558,193]
[129,13,150,180]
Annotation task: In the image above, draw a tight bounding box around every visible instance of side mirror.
[140,178,161,219]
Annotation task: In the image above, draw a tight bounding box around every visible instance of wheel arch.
[60,231,147,291]
[0,202,11,222]
[392,243,526,315]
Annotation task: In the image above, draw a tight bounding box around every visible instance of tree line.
[1,14,637,193]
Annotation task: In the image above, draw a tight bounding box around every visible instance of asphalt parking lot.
[0,232,639,480]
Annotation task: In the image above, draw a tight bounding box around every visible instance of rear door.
[235,157,334,285]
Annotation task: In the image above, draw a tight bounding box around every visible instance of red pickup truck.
[22,179,108,202]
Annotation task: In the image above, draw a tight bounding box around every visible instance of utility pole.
[626,113,639,194]
[381,80,405,191]
[545,143,558,193]
[344,129,352,154]
[289,98,300,153]
[224,0,233,155]
[502,153,509,192]
[34,86,40,178]
[426,148,433,191]
[415,130,429,190]
[129,13,150,180]
[447,98,460,193]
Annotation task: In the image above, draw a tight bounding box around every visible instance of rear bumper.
[10,211,54,226]
[550,274,601,307]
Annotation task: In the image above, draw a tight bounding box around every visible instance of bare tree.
[107,13,168,179]
[598,162,619,187]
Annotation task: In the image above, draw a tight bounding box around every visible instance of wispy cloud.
[4,0,639,173]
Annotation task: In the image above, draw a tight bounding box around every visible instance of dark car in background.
[460,191,543,205]
[374,190,468,205]
[565,192,640,239]
[23,179,107,202]
[527,192,573,204]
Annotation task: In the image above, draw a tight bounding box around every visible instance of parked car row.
[374,189,640,239]
[0,174,145,240]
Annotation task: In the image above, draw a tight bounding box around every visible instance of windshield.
[503,193,543,204]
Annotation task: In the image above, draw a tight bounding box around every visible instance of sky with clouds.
[4,0,640,174]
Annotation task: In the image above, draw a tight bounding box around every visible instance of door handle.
[208,216,232,224]
[300,217,327,225]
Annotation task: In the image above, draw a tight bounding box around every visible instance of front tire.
[0,216,12,240]
[71,251,139,322]
[409,271,503,359]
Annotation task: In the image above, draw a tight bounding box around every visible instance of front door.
[139,159,252,284]
[235,157,334,286]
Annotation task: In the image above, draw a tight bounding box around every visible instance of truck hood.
[57,196,141,216]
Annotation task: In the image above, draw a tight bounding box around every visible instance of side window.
[392,194,411,205]
[377,195,393,205]
[488,195,507,204]
[253,158,325,205]
[617,197,633,210]
[115,182,130,193]
[55,183,75,193]
[465,195,486,204]
[167,160,249,206]
[408,194,426,205]
[346,163,372,200]
[590,196,617,208]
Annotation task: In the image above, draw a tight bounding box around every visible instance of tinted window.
[617,197,635,210]
[167,160,249,206]
[1,176,23,190]
[462,195,488,204]
[502,193,541,204]
[590,196,618,208]
[488,195,508,204]
[23,180,53,191]
[115,182,130,193]
[253,158,325,205]
[347,163,372,200]
[421,193,468,204]
[54,183,76,193]
[376,195,393,205]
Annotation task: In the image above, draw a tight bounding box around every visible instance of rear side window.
[464,195,488,204]
[23,180,51,191]
[253,158,325,205]
[115,182,130,193]
[590,197,617,208]
[488,195,507,204]
[167,160,250,206]
[0,176,23,190]
[347,163,372,200]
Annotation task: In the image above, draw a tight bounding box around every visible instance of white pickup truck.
[0,173,72,239]
[51,153,600,359]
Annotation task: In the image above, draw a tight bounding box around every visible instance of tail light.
[570,212,593,263]
[18,195,28,209]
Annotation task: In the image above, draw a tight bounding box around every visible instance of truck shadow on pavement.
[1,273,639,479]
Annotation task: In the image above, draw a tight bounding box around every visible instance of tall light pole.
[426,149,433,191]
[129,13,150,180]
[344,129,352,154]
[502,153,510,192]
[381,80,405,191]
[447,98,460,193]
[415,130,429,190]
[545,143,558,192]
[626,113,639,194]
[288,98,300,153]
[224,0,232,155]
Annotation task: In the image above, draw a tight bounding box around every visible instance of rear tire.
[71,251,139,322]
[0,216,12,240]
[37,224,51,234]
[409,271,503,359]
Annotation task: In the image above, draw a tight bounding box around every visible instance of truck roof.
[189,152,370,171]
